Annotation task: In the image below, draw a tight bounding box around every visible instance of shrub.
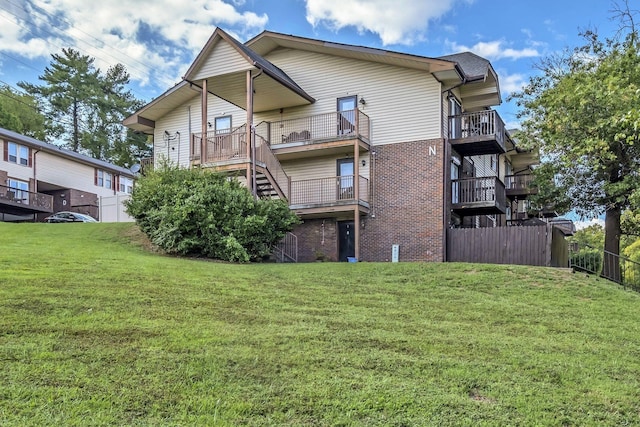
[125,164,299,262]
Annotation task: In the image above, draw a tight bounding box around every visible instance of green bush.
[125,164,299,262]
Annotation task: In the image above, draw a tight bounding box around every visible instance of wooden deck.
[449,110,507,156]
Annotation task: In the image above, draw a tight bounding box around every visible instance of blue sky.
[0,0,625,130]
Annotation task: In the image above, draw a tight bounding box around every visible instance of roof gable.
[183,28,311,99]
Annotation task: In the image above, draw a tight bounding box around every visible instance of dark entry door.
[338,220,355,262]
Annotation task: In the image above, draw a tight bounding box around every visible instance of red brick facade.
[360,138,446,262]
[293,218,338,262]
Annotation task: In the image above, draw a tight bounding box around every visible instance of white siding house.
[0,128,136,222]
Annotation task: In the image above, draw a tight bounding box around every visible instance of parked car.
[44,212,98,223]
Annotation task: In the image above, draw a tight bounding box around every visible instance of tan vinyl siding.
[154,96,245,167]
[36,153,121,197]
[283,153,370,182]
[469,154,497,177]
[192,41,251,80]
[258,49,442,145]
[2,162,32,183]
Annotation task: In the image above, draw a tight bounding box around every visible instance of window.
[96,169,114,189]
[8,179,29,204]
[490,154,498,171]
[6,142,30,166]
[214,116,231,134]
[119,177,133,194]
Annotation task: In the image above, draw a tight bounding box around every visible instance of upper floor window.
[5,142,30,166]
[214,116,231,134]
[490,154,498,171]
[119,177,133,194]
[95,169,114,189]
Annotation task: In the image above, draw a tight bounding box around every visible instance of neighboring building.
[0,127,135,222]
[124,29,542,262]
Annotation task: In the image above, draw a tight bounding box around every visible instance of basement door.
[338,220,355,262]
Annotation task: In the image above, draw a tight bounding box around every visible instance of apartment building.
[125,29,538,262]
[0,127,135,222]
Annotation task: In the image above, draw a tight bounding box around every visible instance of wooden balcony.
[451,176,506,216]
[264,109,370,160]
[0,184,53,215]
[505,173,537,198]
[191,130,290,200]
[449,110,507,156]
[289,175,370,217]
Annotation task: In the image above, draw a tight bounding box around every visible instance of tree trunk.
[72,99,79,152]
[601,205,622,282]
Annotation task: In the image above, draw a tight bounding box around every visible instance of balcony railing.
[451,176,506,215]
[448,110,507,155]
[505,173,537,197]
[269,109,370,147]
[290,175,369,206]
[0,184,53,212]
[255,135,289,200]
[190,130,290,200]
[191,130,248,163]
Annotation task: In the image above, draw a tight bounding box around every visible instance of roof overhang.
[188,68,314,114]
[123,81,200,133]
[247,31,459,74]
[124,29,317,134]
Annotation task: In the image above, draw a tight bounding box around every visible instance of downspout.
[201,79,208,165]
[33,149,40,193]
[187,105,191,166]
[33,149,40,221]
[249,66,264,199]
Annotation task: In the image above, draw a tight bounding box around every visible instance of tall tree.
[513,24,640,271]
[19,48,148,167]
[0,85,46,139]
[20,48,100,152]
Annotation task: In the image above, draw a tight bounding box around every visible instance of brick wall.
[48,189,98,219]
[293,218,338,262]
[361,138,445,262]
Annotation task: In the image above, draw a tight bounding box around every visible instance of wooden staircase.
[191,127,289,202]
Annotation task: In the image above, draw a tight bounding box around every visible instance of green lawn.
[1,222,639,426]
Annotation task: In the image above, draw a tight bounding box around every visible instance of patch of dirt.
[469,388,496,404]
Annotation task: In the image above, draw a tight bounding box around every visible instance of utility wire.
[1,0,178,89]
[0,4,177,101]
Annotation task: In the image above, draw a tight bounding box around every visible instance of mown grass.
[1,222,639,426]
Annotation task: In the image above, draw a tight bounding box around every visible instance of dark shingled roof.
[438,52,492,81]
[0,127,136,177]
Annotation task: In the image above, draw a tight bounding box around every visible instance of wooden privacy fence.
[447,224,569,267]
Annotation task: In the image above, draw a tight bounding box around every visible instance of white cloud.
[498,71,527,95]
[0,0,268,88]
[446,39,539,60]
[305,0,458,45]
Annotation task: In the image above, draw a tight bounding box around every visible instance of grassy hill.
[1,222,639,426]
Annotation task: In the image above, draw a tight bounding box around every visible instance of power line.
[1,0,178,89]
[0,51,43,76]
[0,2,177,101]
